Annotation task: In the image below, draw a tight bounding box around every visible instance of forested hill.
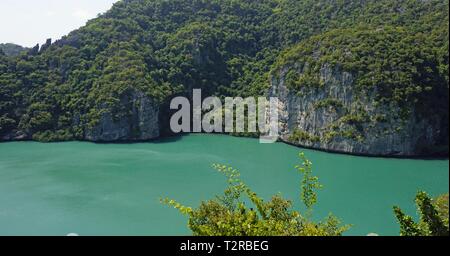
[0,0,448,156]
[0,43,29,57]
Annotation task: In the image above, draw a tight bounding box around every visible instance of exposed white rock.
[85,90,160,142]
[270,63,444,156]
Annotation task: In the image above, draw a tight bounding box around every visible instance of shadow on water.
[89,134,187,145]
[153,134,186,144]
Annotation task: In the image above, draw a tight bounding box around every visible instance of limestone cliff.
[267,26,449,157]
[269,63,447,156]
[85,90,160,142]
[1,90,160,142]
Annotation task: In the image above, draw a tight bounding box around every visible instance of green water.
[0,134,448,236]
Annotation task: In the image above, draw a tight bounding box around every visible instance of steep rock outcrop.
[268,26,448,157]
[270,64,446,156]
[85,90,159,142]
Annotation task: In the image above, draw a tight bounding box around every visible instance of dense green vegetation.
[272,3,448,148]
[276,26,448,105]
[274,26,448,136]
[394,192,449,236]
[0,0,448,145]
[162,153,350,236]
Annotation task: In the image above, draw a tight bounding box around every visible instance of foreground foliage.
[394,192,449,236]
[162,153,349,236]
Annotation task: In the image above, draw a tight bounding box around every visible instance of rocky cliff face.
[85,90,160,142]
[2,90,160,142]
[269,64,446,156]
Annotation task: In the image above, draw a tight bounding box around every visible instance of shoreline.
[1,133,448,160]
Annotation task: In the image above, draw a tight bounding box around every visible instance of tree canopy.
[0,0,448,142]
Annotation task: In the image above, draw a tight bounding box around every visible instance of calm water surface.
[0,134,448,236]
